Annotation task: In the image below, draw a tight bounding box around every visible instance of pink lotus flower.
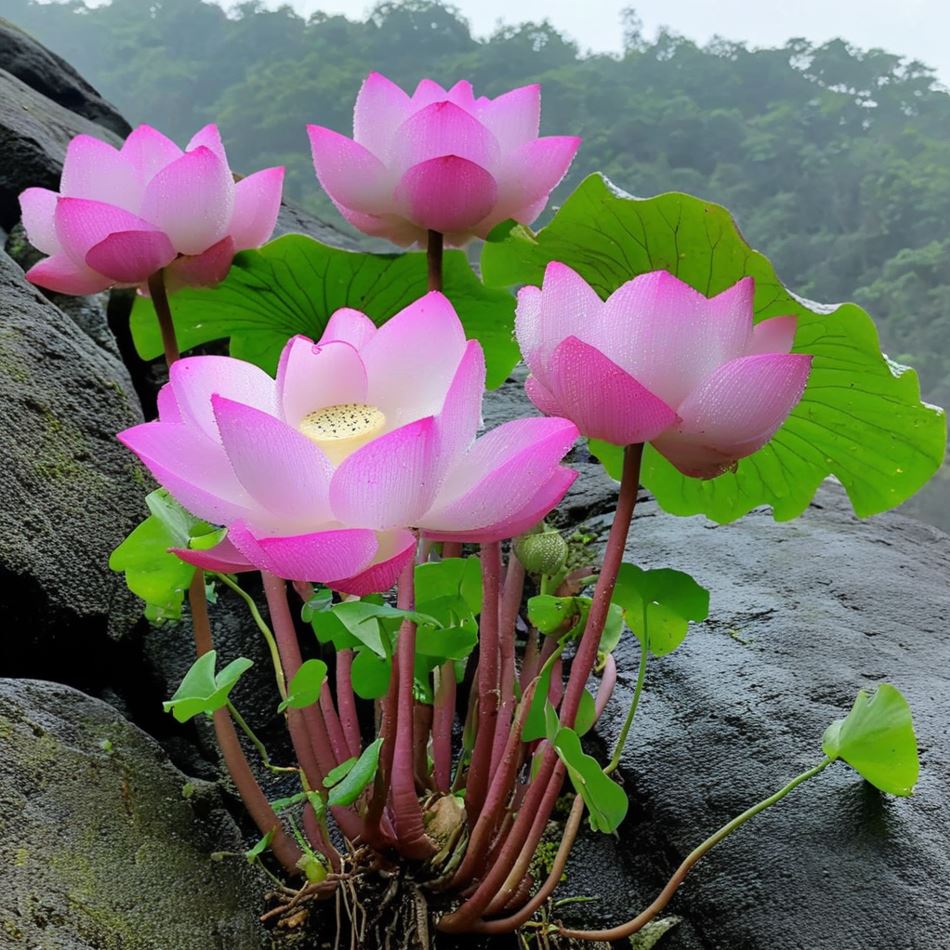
[307,74,581,246]
[119,293,578,594]
[516,263,813,479]
[18,124,284,295]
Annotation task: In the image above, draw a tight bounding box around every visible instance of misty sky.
[265,0,950,82]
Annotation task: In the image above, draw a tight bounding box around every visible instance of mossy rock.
[0,678,269,950]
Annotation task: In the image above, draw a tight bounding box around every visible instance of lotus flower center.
[298,403,386,464]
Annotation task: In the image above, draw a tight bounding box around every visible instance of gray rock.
[0,17,129,138]
[0,678,268,950]
[0,249,145,658]
[576,483,950,949]
[0,66,123,230]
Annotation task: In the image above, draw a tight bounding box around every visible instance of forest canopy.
[6,0,950,527]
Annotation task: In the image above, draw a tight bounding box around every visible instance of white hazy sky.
[266,0,949,82]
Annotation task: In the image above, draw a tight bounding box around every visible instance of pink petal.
[168,356,277,442]
[749,315,797,355]
[24,254,111,295]
[54,197,163,266]
[162,236,235,293]
[85,229,176,284]
[410,78,450,109]
[446,80,477,110]
[480,84,541,152]
[353,72,412,158]
[524,374,563,417]
[172,535,253,573]
[332,529,416,596]
[395,156,497,236]
[227,522,379,583]
[156,383,182,423]
[529,262,604,387]
[307,126,390,215]
[514,284,543,373]
[186,124,228,165]
[320,308,378,350]
[361,292,467,426]
[597,271,754,409]
[118,421,257,525]
[424,467,577,543]
[329,417,438,529]
[490,135,581,228]
[60,134,141,210]
[229,167,284,250]
[120,125,183,183]
[140,146,234,255]
[653,353,813,478]
[19,187,61,254]
[390,101,500,174]
[434,340,486,472]
[336,205,426,246]
[276,337,368,428]
[212,395,334,526]
[421,418,578,533]
[545,336,680,445]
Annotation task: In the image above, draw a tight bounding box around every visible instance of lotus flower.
[119,293,578,594]
[18,124,284,295]
[516,263,813,478]
[307,74,581,246]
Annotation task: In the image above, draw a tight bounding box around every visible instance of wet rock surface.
[577,484,950,949]
[0,250,145,661]
[0,678,268,950]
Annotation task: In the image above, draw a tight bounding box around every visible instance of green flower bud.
[514,529,569,576]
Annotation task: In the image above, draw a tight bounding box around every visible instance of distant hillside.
[6,0,949,527]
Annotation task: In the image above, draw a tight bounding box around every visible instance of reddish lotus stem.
[451,676,539,888]
[432,660,456,793]
[320,684,350,765]
[440,446,643,931]
[559,443,643,729]
[389,559,437,859]
[364,651,399,845]
[464,541,503,820]
[336,649,361,758]
[148,269,180,367]
[427,229,444,292]
[188,574,302,872]
[413,701,433,790]
[261,572,362,842]
[520,627,540,691]
[490,555,525,773]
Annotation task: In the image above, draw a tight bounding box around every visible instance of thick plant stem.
[187,574,302,873]
[336,649,362,758]
[464,541,503,820]
[320,686,350,765]
[473,655,619,931]
[147,269,180,367]
[450,677,539,888]
[389,559,437,859]
[427,229,444,292]
[491,555,525,773]
[260,572,361,843]
[560,443,643,727]
[559,759,833,941]
[432,660,456,793]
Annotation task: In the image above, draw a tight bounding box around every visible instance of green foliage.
[612,564,710,657]
[278,659,328,713]
[162,651,253,723]
[544,705,629,833]
[130,234,518,388]
[326,738,384,806]
[822,684,919,796]
[244,830,274,863]
[526,594,584,636]
[109,489,224,621]
[483,175,946,523]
